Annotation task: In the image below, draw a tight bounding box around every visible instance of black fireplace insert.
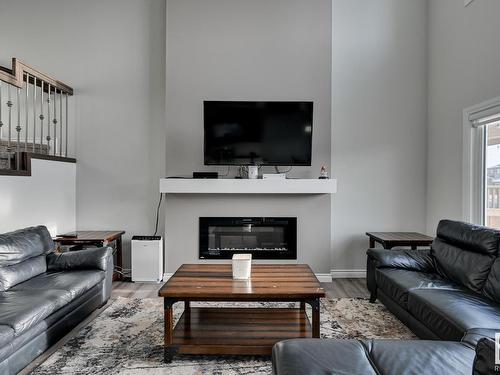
[199,217,297,260]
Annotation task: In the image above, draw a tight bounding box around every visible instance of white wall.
[0,159,76,236]
[427,0,500,233]
[0,0,166,272]
[0,0,434,275]
[331,0,428,271]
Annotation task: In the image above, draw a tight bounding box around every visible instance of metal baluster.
[46,84,51,152]
[59,91,63,156]
[16,87,21,170]
[53,89,57,156]
[65,93,68,157]
[25,74,29,152]
[7,85,12,168]
[40,81,44,154]
[32,77,37,152]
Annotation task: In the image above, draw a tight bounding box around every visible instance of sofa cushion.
[0,226,53,267]
[272,339,377,375]
[0,325,14,350]
[367,339,474,375]
[47,247,112,272]
[0,290,71,336]
[375,268,463,309]
[0,255,47,292]
[272,339,474,375]
[432,238,495,293]
[462,328,498,347]
[473,338,496,375]
[408,289,500,341]
[11,270,105,300]
[436,220,500,255]
[483,257,500,303]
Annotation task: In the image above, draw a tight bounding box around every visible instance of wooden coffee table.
[158,264,325,362]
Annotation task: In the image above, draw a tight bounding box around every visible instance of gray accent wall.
[165,0,333,273]
[165,195,331,273]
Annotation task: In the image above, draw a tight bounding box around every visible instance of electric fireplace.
[199,217,297,260]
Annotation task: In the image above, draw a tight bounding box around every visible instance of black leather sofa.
[0,226,113,374]
[367,219,500,341]
[272,220,500,374]
[272,334,497,375]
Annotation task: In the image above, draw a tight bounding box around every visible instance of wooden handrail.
[0,58,73,95]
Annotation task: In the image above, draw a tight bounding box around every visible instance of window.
[485,121,500,228]
[464,98,500,228]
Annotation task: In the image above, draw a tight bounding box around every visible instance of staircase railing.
[0,58,74,173]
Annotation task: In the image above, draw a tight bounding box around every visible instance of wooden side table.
[366,232,433,250]
[53,231,125,281]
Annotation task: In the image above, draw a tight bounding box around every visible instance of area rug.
[32,297,416,375]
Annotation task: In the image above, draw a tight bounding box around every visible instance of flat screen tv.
[203,101,313,166]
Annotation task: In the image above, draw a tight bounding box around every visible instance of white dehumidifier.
[131,235,163,282]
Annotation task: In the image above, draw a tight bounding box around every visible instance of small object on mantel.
[319,165,329,179]
[232,254,252,280]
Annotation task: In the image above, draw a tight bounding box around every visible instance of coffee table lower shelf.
[167,307,312,358]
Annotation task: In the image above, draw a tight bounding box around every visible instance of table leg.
[300,301,305,311]
[411,245,417,250]
[369,238,375,248]
[307,298,320,338]
[164,298,176,363]
[116,236,123,281]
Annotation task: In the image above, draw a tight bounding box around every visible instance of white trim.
[315,273,333,283]
[462,96,500,224]
[163,272,333,282]
[331,269,366,279]
[160,178,337,195]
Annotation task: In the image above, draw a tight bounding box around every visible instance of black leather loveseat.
[272,220,500,374]
[0,226,113,374]
[367,219,500,341]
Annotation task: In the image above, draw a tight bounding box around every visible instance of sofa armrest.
[473,337,496,375]
[47,247,113,272]
[462,328,498,347]
[366,248,435,272]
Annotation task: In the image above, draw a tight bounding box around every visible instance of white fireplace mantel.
[159,178,337,194]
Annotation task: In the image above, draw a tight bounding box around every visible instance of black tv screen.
[203,101,313,166]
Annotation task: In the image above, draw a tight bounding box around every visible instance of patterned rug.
[32,297,416,374]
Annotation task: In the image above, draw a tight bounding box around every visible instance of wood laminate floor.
[111,279,369,299]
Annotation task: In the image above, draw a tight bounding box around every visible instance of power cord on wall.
[274,166,293,174]
[153,193,164,236]
[219,165,231,177]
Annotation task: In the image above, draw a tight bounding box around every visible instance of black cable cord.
[219,165,231,177]
[274,166,293,174]
[153,193,164,236]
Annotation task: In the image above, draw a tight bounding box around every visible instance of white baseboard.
[331,269,366,279]
[163,272,333,282]
[315,273,333,283]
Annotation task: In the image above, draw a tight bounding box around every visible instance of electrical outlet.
[464,0,475,7]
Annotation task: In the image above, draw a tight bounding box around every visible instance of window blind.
[469,103,500,128]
